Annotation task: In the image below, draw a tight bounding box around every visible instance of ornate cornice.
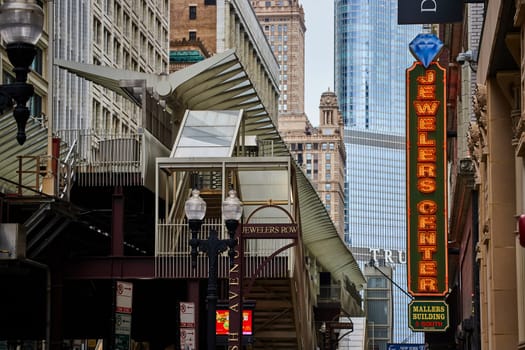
[467,84,488,184]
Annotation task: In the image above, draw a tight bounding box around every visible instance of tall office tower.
[251,0,305,118]
[363,263,394,350]
[54,1,169,146]
[279,91,346,237]
[334,0,424,346]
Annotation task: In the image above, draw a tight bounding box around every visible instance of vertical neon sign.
[406,60,448,297]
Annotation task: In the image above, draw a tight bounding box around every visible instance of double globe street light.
[185,188,243,350]
[0,0,44,145]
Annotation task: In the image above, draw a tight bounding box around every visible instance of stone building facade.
[280,91,346,238]
[251,0,305,116]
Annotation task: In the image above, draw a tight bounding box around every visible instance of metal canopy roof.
[56,49,287,155]
[55,50,365,287]
[295,162,366,286]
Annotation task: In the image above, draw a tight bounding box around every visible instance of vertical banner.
[406,61,448,297]
[228,226,242,350]
[115,281,133,350]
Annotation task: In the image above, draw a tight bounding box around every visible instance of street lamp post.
[185,189,242,350]
[0,0,44,145]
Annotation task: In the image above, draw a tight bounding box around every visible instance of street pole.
[185,189,242,350]
[200,229,228,350]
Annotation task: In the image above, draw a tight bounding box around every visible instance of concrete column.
[485,78,518,349]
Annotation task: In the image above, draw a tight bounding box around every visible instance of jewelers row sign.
[406,61,448,297]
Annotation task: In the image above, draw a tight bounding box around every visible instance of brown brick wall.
[170,0,217,53]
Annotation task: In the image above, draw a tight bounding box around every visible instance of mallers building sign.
[406,34,448,297]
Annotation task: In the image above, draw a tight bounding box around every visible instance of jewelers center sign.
[406,59,448,297]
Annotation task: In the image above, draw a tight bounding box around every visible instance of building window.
[204,0,216,4]
[306,143,312,150]
[265,1,271,6]
[329,143,335,150]
[326,194,331,201]
[189,6,197,19]
[325,183,331,190]
[30,46,43,75]
[189,31,197,41]
[29,94,42,118]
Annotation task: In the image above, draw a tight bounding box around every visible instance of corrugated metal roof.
[295,161,366,286]
[55,49,288,156]
[55,49,365,287]
[0,112,51,193]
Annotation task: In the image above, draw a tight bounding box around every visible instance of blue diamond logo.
[409,34,444,68]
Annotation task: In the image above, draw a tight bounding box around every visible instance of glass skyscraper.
[334,0,425,346]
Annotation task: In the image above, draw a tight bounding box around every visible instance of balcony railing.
[156,218,293,279]
[56,129,144,187]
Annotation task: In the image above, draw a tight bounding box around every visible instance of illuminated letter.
[418,215,437,230]
[417,178,436,193]
[417,200,437,214]
[417,69,436,84]
[414,101,440,116]
[417,85,436,99]
[417,116,437,131]
[417,163,436,178]
[418,277,438,292]
[419,261,437,275]
[419,245,437,260]
[417,148,436,162]
[418,231,437,245]
[418,132,436,146]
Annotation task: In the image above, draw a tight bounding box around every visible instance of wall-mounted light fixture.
[0,0,44,145]
[456,49,477,72]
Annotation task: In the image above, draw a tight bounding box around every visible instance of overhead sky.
[302,0,334,126]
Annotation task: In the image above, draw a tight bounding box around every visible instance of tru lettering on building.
[406,58,448,297]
